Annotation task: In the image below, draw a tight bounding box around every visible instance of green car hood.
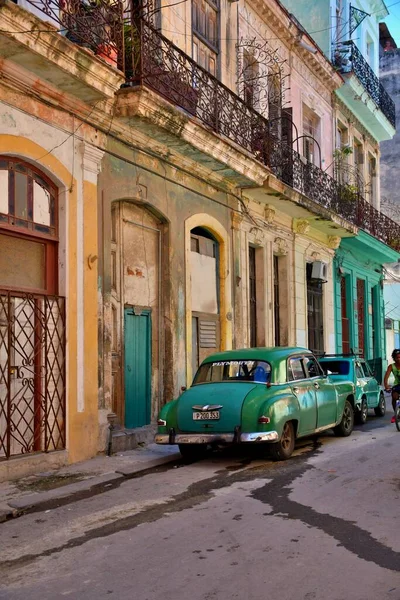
[177,382,257,433]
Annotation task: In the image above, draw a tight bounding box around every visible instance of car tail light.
[157,419,166,426]
[258,416,270,424]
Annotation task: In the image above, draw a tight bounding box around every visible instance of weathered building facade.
[281,0,398,376]
[1,0,399,477]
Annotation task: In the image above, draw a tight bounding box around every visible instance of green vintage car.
[155,347,356,460]
[318,354,385,424]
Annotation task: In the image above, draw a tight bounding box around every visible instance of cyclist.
[383,348,400,423]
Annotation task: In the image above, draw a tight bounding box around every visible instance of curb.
[0,451,181,522]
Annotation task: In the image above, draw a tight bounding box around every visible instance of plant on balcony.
[65,0,118,67]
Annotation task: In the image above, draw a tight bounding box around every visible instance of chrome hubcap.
[343,406,352,430]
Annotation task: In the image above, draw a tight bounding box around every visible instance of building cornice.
[244,0,343,92]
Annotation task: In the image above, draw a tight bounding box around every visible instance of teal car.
[318,355,385,425]
[155,347,356,461]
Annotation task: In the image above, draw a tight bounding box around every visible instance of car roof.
[201,347,313,364]
[318,356,360,362]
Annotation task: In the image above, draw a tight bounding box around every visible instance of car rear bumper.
[155,431,279,445]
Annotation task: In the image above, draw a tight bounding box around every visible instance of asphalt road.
[1,411,399,600]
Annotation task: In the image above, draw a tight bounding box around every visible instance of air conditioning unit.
[310,261,328,282]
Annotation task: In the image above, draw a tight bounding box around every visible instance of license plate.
[192,411,220,421]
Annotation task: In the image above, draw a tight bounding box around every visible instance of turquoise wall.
[280,0,331,57]
[332,231,396,380]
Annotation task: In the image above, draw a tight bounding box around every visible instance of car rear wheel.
[178,443,208,461]
[270,421,295,461]
[356,398,368,425]
[374,392,386,417]
[333,400,354,437]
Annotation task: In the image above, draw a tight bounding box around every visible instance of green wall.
[333,231,399,380]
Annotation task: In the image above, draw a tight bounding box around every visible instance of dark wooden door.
[249,246,257,347]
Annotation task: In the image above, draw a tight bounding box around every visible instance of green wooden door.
[124,308,151,429]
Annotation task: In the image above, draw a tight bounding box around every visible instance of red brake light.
[157,419,166,426]
[258,416,270,424]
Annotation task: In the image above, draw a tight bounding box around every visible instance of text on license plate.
[193,411,220,420]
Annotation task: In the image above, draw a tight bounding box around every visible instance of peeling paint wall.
[99,138,234,430]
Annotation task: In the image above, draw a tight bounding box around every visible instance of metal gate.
[0,290,66,459]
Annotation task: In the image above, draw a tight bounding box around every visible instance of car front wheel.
[374,392,386,417]
[270,421,295,461]
[334,400,354,437]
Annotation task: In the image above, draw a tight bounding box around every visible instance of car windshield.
[320,360,350,376]
[193,360,271,385]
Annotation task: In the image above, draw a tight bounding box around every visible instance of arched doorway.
[110,201,166,429]
[0,157,65,458]
[185,214,232,384]
[190,227,220,375]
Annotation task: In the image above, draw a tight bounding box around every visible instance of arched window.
[0,157,58,294]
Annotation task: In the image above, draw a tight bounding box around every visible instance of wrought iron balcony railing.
[127,20,400,251]
[5,1,400,251]
[334,41,396,128]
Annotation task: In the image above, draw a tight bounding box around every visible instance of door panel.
[361,361,379,408]
[288,356,317,435]
[290,381,317,435]
[124,308,151,429]
[304,356,337,429]
[314,377,338,429]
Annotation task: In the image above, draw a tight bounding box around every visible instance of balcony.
[2,0,400,251]
[123,20,400,251]
[334,41,396,141]
[0,0,124,102]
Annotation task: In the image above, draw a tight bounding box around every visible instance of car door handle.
[292,387,300,394]
[314,382,320,390]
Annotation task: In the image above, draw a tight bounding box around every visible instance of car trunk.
[177,383,256,433]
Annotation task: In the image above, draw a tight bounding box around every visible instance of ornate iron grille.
[125,19,269,155]
[0,290,66,459]
[334,41,395,128]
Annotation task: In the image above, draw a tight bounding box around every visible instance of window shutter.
[199,319,217,348]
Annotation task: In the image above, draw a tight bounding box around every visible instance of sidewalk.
[0,444,181,523]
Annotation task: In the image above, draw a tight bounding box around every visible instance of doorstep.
[111,424,157,452]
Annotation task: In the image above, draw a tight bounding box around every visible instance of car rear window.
[193,360,271,385]
[320,360,350,376]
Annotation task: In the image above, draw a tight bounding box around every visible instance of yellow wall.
[0,135,99,464]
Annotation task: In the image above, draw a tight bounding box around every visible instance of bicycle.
[385,387,400,431]
[395,399,400,432]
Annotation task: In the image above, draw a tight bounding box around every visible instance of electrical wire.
[4,0,400,44]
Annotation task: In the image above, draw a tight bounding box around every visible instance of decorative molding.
[311,251,321,261]
[250,227,265,244]
[231,211,244,230]
[264,204,276,224]
[274,236,288,256]
[81,142,104,183]
[293,218,310,235]
[327,235,341,250]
